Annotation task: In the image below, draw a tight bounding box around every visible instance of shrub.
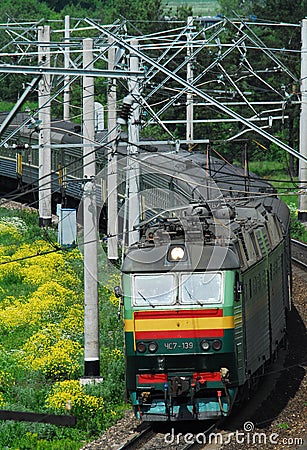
[0,282,78,332]
[288,203,307,241]
[0,208,127,446]
[45,380,106,433]
[0,216,27,233]
[20,325,83,380]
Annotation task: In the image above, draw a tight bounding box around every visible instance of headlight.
[168,245,186,261]
[136,342,146,353]
[200,340,210,351]
[212,339,222,351]
[148,342,158,353]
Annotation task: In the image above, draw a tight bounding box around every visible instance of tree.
[0,0,56,21]
[218,0,246,16]
[218,0,307,24]
[101,0,165,34]
[254,0,307,23]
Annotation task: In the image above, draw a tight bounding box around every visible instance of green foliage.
[141,124,172,140]
[0,0,55,20]
[253,0,306,24]
[217,0,242,15]
[101,0,165,33]
[288,203,307,242]
[0,101,38,113]
[0,208,126,448]
[0,1,53,103]
[218,0,307,21]
[248,160,288,178]
[162,0,218,16]
[245,160,307,242]
[278,421,290,429]
[0,421,84,450]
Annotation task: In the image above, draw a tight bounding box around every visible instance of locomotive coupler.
[170,376,190,397]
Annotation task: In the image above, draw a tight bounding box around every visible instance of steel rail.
[116,424,154,450]
[291,238,307,270]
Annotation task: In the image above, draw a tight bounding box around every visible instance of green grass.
[247,160,298,205]
[247,160,307,242]
[162,0,219,15]
[0,101,37,113]
[244,160,307,243]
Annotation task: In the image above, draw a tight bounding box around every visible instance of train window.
[243,233,255,261]
[180,272,223,305]
[133,274,176,306]
[237,231,249,261]
[234,241,247,267]
[250,232,260,258]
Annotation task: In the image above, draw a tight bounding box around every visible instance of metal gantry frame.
[0,15,306,245]
[0,14,306,379]
[0,16,304,156]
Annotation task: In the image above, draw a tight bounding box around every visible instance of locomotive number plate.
[164,341,194,350]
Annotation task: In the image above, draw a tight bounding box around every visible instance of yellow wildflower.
[46,380,104,415]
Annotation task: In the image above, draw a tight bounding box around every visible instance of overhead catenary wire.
[1,126,305,212]
[0,17,304,220]
[0,15,301,156]
[0,143,303,261]
[0,246,62,265]
[0,115,122,203]
[116,141,304,196]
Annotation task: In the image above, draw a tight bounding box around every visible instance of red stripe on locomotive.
[134,309,223,320]
[135,329,224,339]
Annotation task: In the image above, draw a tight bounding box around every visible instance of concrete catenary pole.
[107,37,118,260]
[38,25,52,227]
[83,38,100,377]
[299,18,307,222]
[127,39,140,246]
[186,16,194,149]
[63,15,70,121]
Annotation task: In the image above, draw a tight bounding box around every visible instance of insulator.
[117,94,134,125]
[16,153,23,176]
[12,143,29,150]
[58,163,67,189]
[58,163,63,187]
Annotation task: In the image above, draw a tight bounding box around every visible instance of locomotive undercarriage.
[133,371,237,421]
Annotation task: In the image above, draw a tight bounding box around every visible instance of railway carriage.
[119,197,291,421]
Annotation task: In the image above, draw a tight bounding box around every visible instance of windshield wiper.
[184,286,203,306]
[138,291,155,308]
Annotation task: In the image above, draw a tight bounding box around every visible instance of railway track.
[115,420,223,450]
[291,238,307,270]
[115,423,154,449]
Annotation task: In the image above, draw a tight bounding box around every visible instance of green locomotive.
[120,197,291,421]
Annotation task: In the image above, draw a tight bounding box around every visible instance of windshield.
[181,272,223,305]
[133,274,176,307]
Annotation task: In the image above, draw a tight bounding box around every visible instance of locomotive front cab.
[122,242,241,421]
